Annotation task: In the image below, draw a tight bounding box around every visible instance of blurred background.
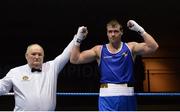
[0,0,180,110]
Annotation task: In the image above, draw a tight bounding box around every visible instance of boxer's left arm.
[127,20,159,55]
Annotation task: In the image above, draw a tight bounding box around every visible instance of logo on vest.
[103,56,113,59]
[122,52,128,57]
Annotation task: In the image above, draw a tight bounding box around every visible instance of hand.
[127,20,145,35]
[77,26,88,39]
[75,26,88,46]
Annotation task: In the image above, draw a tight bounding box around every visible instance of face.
[25,44,44,69]
[107,25,123,43]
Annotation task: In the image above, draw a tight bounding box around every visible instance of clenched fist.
[127,20,145,35]
[75,26,88,46]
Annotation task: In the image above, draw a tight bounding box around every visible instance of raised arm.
[70,26,99,64]
[127,20,159,55]
[53,37,75,73]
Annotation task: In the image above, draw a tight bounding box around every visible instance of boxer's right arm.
[70,26,97,64]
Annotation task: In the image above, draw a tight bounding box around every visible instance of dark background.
[0,0,180,110]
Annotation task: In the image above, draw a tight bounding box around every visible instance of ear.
[120,28,123,33]
[25,53,28,60]
[120,30,123,36]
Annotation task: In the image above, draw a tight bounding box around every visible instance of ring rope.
[4,92,180,96]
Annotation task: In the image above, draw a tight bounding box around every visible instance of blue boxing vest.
[99,42,135,83]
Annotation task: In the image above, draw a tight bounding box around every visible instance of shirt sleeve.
[52,37,75,75]
[0,70,13,95]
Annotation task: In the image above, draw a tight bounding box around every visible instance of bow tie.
[31,68,42,72]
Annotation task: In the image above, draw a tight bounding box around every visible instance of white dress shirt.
[0,38,74,111]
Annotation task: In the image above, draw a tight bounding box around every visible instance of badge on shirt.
[22,75,30,81]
